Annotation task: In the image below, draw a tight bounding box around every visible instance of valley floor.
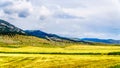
[0,54,120,68]
[0,45,120,68]
[0,35,120,68]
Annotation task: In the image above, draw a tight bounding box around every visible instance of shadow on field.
[110,65,120,68]
[0,51,120,55]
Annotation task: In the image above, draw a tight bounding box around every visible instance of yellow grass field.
[0,54,120,68]
[0,35,120,68]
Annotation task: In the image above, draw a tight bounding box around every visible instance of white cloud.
[39,6,52,17]
[0,0,33,18]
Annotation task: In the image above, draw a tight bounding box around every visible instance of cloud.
[53,11,85,19]
[0,1,13,7]
[39,6,52,17]
[55,14,84,19]
[37,5,85,21]
[0,0,33,18]
[18,10,30,18]
[0,0,85,20]
[38,6,52,21]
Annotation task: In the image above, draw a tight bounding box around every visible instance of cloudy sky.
[0,0,120,39]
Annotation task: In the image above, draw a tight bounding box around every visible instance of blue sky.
[0,0,120,39]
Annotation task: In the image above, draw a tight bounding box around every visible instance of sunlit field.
[0,54,120,68]
[0,35,120,68]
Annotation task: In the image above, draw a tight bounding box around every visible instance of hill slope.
[0,35,54,47]
[0,19,25,35]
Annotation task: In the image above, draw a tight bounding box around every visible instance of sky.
[0,0,120,39]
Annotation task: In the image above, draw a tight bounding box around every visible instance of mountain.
[25,30,87,43]
[2,19,118,44]
[0,19,86,43]
[81,38,120,44]
[0,19,25,35]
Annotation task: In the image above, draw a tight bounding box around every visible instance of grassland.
[0,35,120,68]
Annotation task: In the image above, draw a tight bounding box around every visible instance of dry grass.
[0,54,120,68]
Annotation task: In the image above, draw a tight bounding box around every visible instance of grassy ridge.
[0,35,78,48]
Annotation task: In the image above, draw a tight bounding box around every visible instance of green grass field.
[0,35,120,68]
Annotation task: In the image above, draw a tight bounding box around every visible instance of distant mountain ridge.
[23,30,120,44]
[25,30,86,43]
[0,19,119,44]
[81,38,120,44]
[0,19,25,35]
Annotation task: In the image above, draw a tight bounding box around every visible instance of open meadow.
[0,35,120,68]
